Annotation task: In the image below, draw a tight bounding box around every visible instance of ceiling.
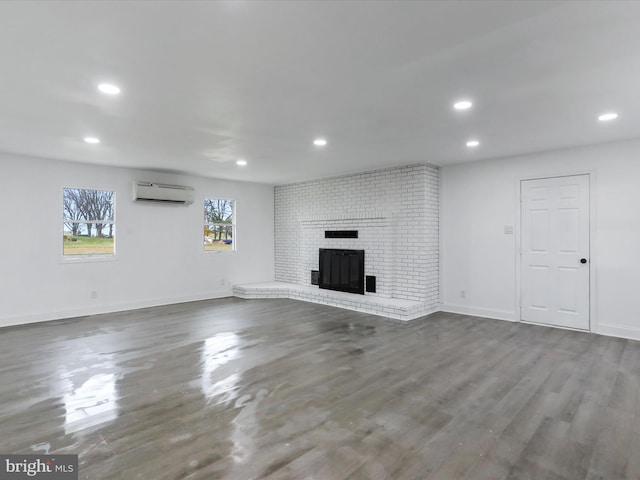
[1,1,639,185]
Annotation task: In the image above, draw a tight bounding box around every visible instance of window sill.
[59,255,117,264]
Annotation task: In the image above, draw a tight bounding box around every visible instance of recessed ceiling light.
[84,137,100,144]
[236,159,247,166]
[454,100,473,110]
[313,138,327,147]
[98,83,121,95]
[466,139,480,148]
[598,112,618,122]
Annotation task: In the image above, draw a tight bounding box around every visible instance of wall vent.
[366,276,376,293]
[325,230,358,239]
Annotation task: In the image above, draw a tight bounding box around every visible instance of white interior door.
[520,175,590,330]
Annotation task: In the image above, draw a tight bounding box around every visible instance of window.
[204,198,234,251]
[63,188,115,256]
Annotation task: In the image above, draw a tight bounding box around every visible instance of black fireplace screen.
[319,249,365,295]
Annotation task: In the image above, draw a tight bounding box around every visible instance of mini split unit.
[132,181,195,205]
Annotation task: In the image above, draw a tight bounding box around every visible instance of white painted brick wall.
[274,164,439,308]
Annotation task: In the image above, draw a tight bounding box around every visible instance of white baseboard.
[0,289,233,329]
[439,303,517,322]
[596,323,640,342]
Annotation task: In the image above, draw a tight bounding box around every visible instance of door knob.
[580,258,588,264]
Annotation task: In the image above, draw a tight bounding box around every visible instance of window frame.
[61,187,117,263]
[203,197,236,253]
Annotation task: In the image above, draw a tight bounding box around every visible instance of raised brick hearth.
[233,282,438,321]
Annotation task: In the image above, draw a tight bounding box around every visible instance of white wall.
[441,138,640,340]
[0,153,274,327]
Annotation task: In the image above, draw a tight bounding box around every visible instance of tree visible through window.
[63,188,115,256]
[204,198,234,251]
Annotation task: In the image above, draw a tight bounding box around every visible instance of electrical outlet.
[90,290,98,299]
[460,290,466,299]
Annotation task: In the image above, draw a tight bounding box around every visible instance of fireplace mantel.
[300,212,389,223]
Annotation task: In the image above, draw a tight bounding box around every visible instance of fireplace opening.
[319,248,365,295]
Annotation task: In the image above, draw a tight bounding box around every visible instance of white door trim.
[514,170,597,332]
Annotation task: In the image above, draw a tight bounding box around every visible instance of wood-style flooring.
[1,297,639,479]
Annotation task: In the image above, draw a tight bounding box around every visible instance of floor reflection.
[230,389,268,465]
[200,332,241,403]
[59,356,119,434]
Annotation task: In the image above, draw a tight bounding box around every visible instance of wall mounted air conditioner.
[132,182,195,205]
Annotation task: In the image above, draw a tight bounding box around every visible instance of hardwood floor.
[1,298,639,479]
